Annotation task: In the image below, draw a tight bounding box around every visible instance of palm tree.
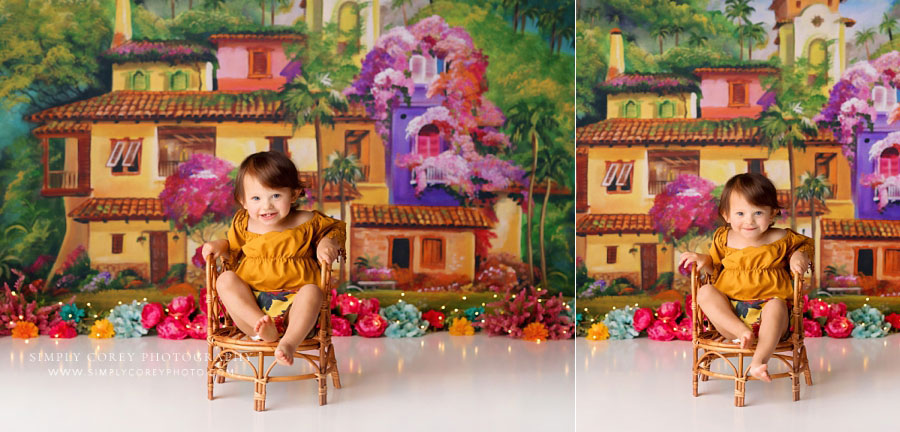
[520,2,541,35]
[670,21,686,47]
[170,0,176,19]
[687,32,708,48]
[556,20,575,54]
[501,0,527,32]
[537,2,568,53]
[323,151,363,282]
[745,21,767,60]
[855,27,877,60]
[534,144,571,291]
[506,98,559,286]
[392,0,414,27]
[880,12,897,42]
[650,25,670,55]
[795,172,832,290]
[282,24,359,212]
[725,0,754,60]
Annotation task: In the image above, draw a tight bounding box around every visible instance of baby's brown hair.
[717,173,782,226]
[233,151,305,210]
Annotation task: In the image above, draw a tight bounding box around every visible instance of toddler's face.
[240,174,299,227]
[723,190,777,242]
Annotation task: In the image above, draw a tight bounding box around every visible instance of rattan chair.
[205,252,344,411]
[690,265,813,407]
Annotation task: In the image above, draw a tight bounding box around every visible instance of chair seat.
[695,329,795,352]
[210,326,324,353]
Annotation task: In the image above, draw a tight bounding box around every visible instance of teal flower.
[380,302,428,338]
[107,300,149,338]
[464,306,485,323]
[602,306,639,340]
[60,303,86,323]
[849,306,890,338]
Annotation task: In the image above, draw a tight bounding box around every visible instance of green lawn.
[578,294,900,316]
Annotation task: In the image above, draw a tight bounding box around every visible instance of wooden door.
[149,232,168,283]
[640,244,657,291]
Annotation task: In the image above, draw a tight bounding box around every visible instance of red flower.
[335,294,360,316]
[359,298,380,316]
[684,294,694,317]
[657,301,683,323]
[824,316,854,338]
[354,313,387,338]
[801,295,809,314]
[674,316,693,341]
[803,318,822,338]
[632,308,654,333]
[828,302,847,320]
[647,320,676,341]
[188,315,207,339]
[141,303,165,329]
[48,321,77,339]
[886,313,900,331]
[329,289,338,311]
[168,296,196,319]
[808,298,831,319]
[157,316,189,339]
[332,315,352,336]
[422,310,446,329]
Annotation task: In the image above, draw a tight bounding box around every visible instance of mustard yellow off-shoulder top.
[708,226,814,301]
[226,209,346,292]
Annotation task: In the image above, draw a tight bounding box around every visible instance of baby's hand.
[201,240,225,260]
[790,251,811,275]
[317,237,339,265]
[678,252,710,275]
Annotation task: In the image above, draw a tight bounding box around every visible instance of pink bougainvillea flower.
[141,303,165,329]
[803,318,822,338]
[657,302,683,323]
[332,316,353,336]
[157,316,189,340]
[335,294,361,316]
[647,320,676,341]
[168,296,196,319]
[188,315,207,339]
[632,308,654,333]
[358,297,380,316]
[824,316,854,339]
[354,313,387,338]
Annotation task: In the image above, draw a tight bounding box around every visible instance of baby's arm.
[678,252,715,276]
[788,233,815,274]
[201,239,231,261]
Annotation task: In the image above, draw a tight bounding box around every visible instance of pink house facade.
[209,34,304,91]
[694,67,776,119]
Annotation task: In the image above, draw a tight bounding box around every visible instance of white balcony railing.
[410,166,449,185]
[47,170,78,189]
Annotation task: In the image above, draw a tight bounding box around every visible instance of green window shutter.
[659,101,675,118]
[170,70,188,91]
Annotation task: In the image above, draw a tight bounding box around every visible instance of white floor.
[577,334,900,431]
[1,333,575,431]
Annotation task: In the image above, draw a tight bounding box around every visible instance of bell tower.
[771,0,853,85]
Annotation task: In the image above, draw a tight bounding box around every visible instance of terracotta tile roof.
[69,198,167,222]
[33,121,91,136]
[30,91,368,123]
[576,214,654,236]
[351,204,493,229]
[693,67,778,75]
[577,119,840,146]
[777,190,829,217]
[209,33,305,43]
[821,218,900,239]
[577,119,758,146]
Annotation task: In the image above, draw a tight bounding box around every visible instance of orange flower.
[89,319,115,339]
[449,317,475,336]
[522,322,549,342]
[12,321,38,339]
[586,322,609,341]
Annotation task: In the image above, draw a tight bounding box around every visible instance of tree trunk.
[402,4,408,26]
[674,31,679,46]
[890,29,894,41]
[866,43,871,59]
[513,4,518,32]
[788,140,797,231]
[271,0,275,25]
[539,177,551,291]
[809,198,816,290]
[521,15,526,34]
[550,23,556,52]
[749,42,753,60]
[171,0,175,19]
[189,0,193,9]
[526,132,538,286]
[315,116,325,212]
[658,35,663,55]
[261,0,266,25]
[739,37,744,61]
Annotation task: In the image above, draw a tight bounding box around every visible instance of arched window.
[416,124,441,157]
[880,147,900,177]
[658,100,675,118]
[338,2,360,50]
[132,70,148,90]
[623,100,639,118]
[170,70,189,91]
[809,39,827,67]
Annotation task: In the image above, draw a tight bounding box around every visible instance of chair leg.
[802,346,813,386]
[692,345,699,397]
[254,354,267,411]
[734,377,746,407]
[329,346,342,389]
[318,344,328,406]
[207,345,215,400]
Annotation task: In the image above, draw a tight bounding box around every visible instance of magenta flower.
[674,316,693,341]
[824,316,854,338]
[808,298,831,319]
[359,298,380,316]
[157,316,189,340]
[828,302,848,320]
[648,174,718,247]
[141,303,165,329]
[188,315,207,339]
[332,316,353,336]
[647,320,676,341]
[657,302,683,323]
[168,296,196,319]
[803,318,823,338]
[335,294,361,316]
[354,313,387,338]
[632,308,654,333]
[48,321,77,339]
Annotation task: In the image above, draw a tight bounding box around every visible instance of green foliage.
[0,0,112,110]
[168,7,301,44]
[157,263,186,285]
[601,277,639,296]
[522,197,575,296]
[655,46,775,76]
[649,272,674,294]
[132,4,174,40]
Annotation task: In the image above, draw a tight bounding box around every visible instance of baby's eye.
[736,212,744,216]
[272,193,281,199]
[251,196,259,201]
[754,211,763,216]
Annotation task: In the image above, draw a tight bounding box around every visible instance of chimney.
[607,28,625,81]
[111,0,133,49]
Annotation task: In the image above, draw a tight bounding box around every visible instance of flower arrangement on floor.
[582,295,897,341]
[482,284,575,342]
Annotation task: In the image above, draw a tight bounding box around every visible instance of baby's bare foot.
[738,330,755,349]
[253,315,278,342]
[274,339,299,366]
[748,363,772,382]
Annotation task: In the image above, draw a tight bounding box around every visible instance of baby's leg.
[216,271,277,342]
[275,284,324,366]
[749,298,788,383]
[696,284,753,346]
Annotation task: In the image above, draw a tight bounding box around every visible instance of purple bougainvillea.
[648,174,719,248]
